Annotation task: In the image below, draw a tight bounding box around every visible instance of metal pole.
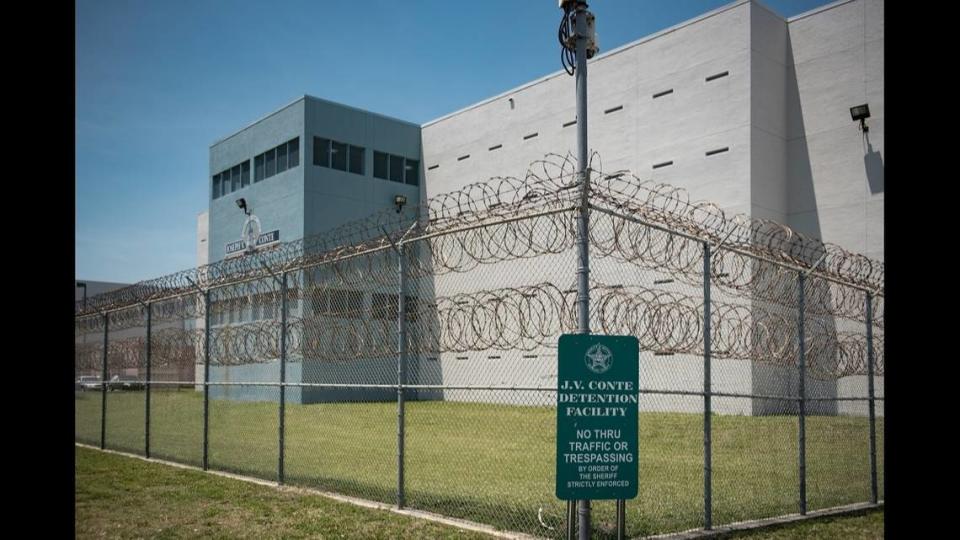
[617,499,626,540]
[101,312,109,450]
[797,273,807,515]
[573,4,592,539]
[279,272,288,484]
[397,242,408,508]
[566,501,575,540]
[145,302,152,458]
[203,289,211,471]
[866,293,878,504]
[703,243,712,530]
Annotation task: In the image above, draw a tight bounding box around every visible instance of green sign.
[556,334,639,500]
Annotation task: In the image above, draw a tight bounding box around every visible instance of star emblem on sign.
[585,343,613,374]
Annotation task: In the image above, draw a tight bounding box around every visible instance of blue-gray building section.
[206,95,426,404]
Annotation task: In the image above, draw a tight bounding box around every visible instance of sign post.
[557,334,639,503]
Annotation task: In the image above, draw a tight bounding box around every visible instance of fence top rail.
[76,153,883,317]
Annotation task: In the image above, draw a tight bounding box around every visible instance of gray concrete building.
[200,0,883,413]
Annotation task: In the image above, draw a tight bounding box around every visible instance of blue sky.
[76,0,835,284]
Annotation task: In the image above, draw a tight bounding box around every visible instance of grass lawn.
[76,389,883,538]
[75,446,493,539]
[718,508,883,539]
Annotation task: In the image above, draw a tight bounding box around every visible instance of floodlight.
[850,104,871,132]
[394,195,407,213]
[236,198,250,215]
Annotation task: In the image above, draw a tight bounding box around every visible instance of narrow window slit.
[523,132,538,140]
[488,144,502,151]
[457,154,470,161]
[652,160,674,169]
[653,89,674,99]
[706,71,729,82]
[427,164,439,170]
[563,119,577,128]
[604,105,623,114]
[706,147,729,156]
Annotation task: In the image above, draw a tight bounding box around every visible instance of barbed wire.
[76,279,882,380]
[75,153,883,319]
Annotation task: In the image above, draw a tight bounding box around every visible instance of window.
[277,143,288,173]
[250,297,261,321]
[255,155,264,181]
[288,138,299,168]
[222,168,232,195]
[313,137,330,167]
[253,137,301,184]
[372,293,398,320]
[374,151,389,179]
[241,161,250,186]
[389,155,404,183]
[262,293,277,320]
[349,145,364,175]
[328,289,363,318]
[405,159,419,186]
[405,296,419,322]
[331,140,348,171]
[265,148,276,177]
[309,289,327,316]
[372,150,418,184]
[212,174,221,199]
[313,137,365,176]
[231,164,241,192]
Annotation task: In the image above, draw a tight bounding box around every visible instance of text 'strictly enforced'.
[556,334,639,500]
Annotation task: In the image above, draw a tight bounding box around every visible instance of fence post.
[101,312,109,450]
[278,272,288,485]
[703,243,712,530]
[203,289,211,471]
[145,302,152,458]
[797,272,807,515]
[866,292,878,504]
[397,242,408,509]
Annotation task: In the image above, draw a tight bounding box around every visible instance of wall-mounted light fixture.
[394,195,407,213]
[850,104,871,133]
[236,198,251,215]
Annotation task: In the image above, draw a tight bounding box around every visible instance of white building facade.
[422,0,883,263]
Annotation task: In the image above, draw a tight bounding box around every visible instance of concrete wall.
[208,98,306,264]
[785,0,884,263]
[422,0,753,214]
[76,280,131,302]
[302,95,422,240]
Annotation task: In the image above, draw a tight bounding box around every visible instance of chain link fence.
[75,154,883,538]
